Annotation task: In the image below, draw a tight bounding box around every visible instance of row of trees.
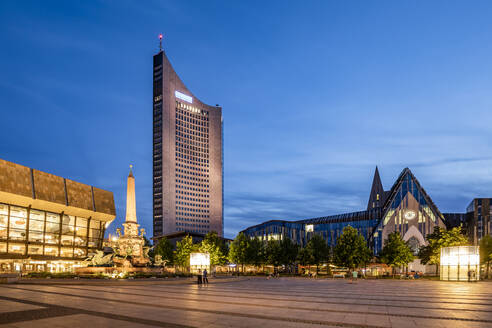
[229,226,375,273]
[152,226,492,277]
[152,231,229,269]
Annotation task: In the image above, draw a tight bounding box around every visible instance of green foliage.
[280,237,299,266]
[265,240,283,267]
[380,232,414,270]
[333,225,372,270]
[246,237,265,266]
[228,232,249,267]
[199,231,227,266]
[480,235,492,278]
[154,237,174,265]
[297,246,313,266]
[174,235,198,269]
[307,234,329,266]
[418,226,469,266]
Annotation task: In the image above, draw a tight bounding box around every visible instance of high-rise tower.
[152,42,223,237]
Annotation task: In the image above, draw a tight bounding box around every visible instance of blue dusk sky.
[1,1,491,238]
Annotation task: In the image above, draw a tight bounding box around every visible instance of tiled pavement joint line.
[3,285,492,325]
[0,295,192,328]
[56,284,492,314]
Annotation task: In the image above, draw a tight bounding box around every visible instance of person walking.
[197,269,203,285]
[351,270,358,283]
[203,269,209,285]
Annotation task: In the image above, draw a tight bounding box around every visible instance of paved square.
[0,277,491,327]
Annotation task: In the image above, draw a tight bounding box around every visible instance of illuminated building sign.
[175,91,193,103]
[190,252,210,266]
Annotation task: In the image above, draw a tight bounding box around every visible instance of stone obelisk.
[122,165,139,238]
[125,165,137,224]
[117,165,147,263]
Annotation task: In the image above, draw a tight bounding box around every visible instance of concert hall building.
[0,158,115,273]
[242,167,489,261]
[152,46,223,238]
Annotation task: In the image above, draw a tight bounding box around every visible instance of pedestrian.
[203,269,209,285]
[352,270,358,282]
[197,269,202,285]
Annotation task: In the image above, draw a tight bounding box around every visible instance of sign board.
[175,90,193,103]
[190,252,210,266]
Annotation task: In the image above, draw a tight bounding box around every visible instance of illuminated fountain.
[111,165,150,268]
[77,166,161,276]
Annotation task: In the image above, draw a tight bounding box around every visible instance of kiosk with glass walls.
[440,246,479,281]
[190,252,210,274]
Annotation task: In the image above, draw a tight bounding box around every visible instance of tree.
[174,235,198,271]
[418,226,469,275]
[480,235,492,279]
[228,232,249,273]
[380,232,414,276]
[199,231,227,267]
[265,239,283,271]
[246,237,265,270]
[154,237,174,265]
[305,234,329,274]
[280,237,299,270]
[333,226,372,271]
[297,246,313,266]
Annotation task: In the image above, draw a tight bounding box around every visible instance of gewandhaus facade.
[0,158,116,273]
[242,167,490,271]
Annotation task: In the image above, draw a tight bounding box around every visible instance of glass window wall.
[9,206,27,241]
[8,243,25,254]
[0,203,105,258]
[28,245,43,255]
[29,209,45,243]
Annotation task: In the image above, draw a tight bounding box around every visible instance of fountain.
[76,166,162,276]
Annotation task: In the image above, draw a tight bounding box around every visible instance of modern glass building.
[242,167,485,259]
[463,198,492,244]
[152,45,223,238]
[0,158,115,273]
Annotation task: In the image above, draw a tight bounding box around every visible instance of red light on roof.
[159,34,163,39]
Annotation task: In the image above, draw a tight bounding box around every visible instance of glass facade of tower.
[175,101,211,233]
[153,50,223,238]
[152,53,164,234]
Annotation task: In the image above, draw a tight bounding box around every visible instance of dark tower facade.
[153,49,223,237]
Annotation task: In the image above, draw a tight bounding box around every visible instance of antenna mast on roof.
[159,34,163,51]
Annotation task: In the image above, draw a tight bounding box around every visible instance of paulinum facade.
[242,167,488,255]
[0,158,116,273]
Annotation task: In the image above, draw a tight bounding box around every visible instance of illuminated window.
[8,243,25,254]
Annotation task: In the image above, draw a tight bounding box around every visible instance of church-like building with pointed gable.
[242,167,488,271]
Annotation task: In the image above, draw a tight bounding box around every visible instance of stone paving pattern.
[0,277,491,327]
